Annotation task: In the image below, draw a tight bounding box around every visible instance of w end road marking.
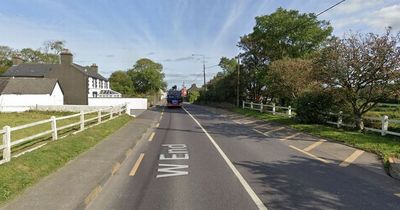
[183,107,268,210]
[156,164,189,178]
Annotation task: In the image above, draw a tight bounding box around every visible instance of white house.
[0,77,63,111]
[86,64,121,98]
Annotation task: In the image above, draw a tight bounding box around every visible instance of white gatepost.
[80,111,85,131]
[110,109,113,119]
[288,106,292,118]
[337,111,343,128]
[260,103,263,112]
[272,103,276,115]
[51,116,58,140]
[2,126,11,162]
[381,115,389,136]
[242,101,245,109]
[250,102,253,109]
[98,110,102,124]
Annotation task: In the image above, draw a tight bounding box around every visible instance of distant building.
[0,77,63,109]
[1,49,121,105]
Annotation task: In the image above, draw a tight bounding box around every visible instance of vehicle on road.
[167,85,183,108]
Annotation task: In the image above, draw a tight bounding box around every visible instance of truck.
[167,85,183,108]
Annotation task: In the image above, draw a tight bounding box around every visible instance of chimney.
[12,54,24,66]
[60,49,73,65]
[89,63,98,74]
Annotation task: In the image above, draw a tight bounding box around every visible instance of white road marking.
[183,107,268,210]
[157,164,189,178]
[339,150,364,167]
[157,144,189,178]
[289,145,332,164]
[303,140,326,152]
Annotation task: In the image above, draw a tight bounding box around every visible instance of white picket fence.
[242,101,294,118]
[0,105,127,165]
[242,101,400,137]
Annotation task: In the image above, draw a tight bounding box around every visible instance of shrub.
[188,90,200,103]
[295,90,338,123]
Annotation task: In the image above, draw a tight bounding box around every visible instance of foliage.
[127,58,167,94]
[267,58,316,104]
[219,57,237,75]
[315,29,400,130]
[109,70,134,96]
[188,90,200,103]
[0,46,14,74]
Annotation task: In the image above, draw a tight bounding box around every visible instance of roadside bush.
[188,90,200,103]
[295,90,340,123]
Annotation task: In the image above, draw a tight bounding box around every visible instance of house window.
[91,78,94,88]
[93,91,98,98]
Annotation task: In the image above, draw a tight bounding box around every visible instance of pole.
[236,55,240,107]
[203,56,206,91]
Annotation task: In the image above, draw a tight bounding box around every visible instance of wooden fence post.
[250,102,253,109]
[2,126,11,162]
[272,103,276,115]
[51,116,58,140]
[242,101,245,109]
[98,110,102,124]
[260,103,263,112]
[80,111,85,131]
[337,111,343,128]
[288,106,292,118]
[382,115,389,136]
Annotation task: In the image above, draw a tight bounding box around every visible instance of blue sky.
[1,0,399,88]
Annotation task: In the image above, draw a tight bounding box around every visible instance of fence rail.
[242,101,400,138]
[0,104,127,165]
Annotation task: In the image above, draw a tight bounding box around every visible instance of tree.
[266,58,316,104]
[0,46,14,74]
[237,7,332,102]
[315,29,400,130]
[218,57,237,75]
[109,71,134,96]
[127,58,166,94]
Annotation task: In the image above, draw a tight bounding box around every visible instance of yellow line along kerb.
[129,153,145,176]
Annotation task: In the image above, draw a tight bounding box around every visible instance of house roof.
[1,63,108,81]
[0,77,59,95]
[72,64,108,81]
[1,64,57,77]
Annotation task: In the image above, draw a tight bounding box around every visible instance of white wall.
[51,83,64,105]
[88,98,147,114]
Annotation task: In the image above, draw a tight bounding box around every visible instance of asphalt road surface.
[87,104,400,210]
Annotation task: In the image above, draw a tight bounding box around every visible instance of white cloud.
[334,0,383,14]
[362,4,400,30]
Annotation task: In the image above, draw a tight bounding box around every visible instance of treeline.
[0,40,65,74]
[198,8,400,130]
[109,58,167,97]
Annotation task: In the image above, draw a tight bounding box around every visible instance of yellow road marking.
[394,193,400,198]
[303,140,326,152]
[148,132,155,142]
[85,185,102,205]
[111,162,121,175]
[263,127,285,135]
[129,153,145,176]
[339,150,364,167]
[155,123,160,127]
[281,133,300,141]
[289,145,332,164]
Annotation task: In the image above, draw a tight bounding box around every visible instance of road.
[87,104,400,210]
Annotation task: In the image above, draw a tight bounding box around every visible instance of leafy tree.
[266,58,316,104]
[219,57,237,75]
[315,29,400,130]
[109,70,134,96]
[127,58,167,94]
[0,46,14,74]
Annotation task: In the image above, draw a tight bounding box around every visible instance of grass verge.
[232,108,400,162]
[0,114,132,206]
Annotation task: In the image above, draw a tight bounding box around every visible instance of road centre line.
[289,145,332,164]
[129,153,145,176]
[148,132,155,142]
[155,123,160,128]
[303,140,326,152]
[183,107,268,210]
[339,150,364,167]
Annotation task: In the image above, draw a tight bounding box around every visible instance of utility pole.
[236,54,240,107]
[192,54,206,91]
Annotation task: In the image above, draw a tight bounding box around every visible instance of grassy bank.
[233,108,400,162]
[0,114,132,205]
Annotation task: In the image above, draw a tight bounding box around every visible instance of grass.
[0,111,108,156]
[233,108,400,162]
[0,114,132,206]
